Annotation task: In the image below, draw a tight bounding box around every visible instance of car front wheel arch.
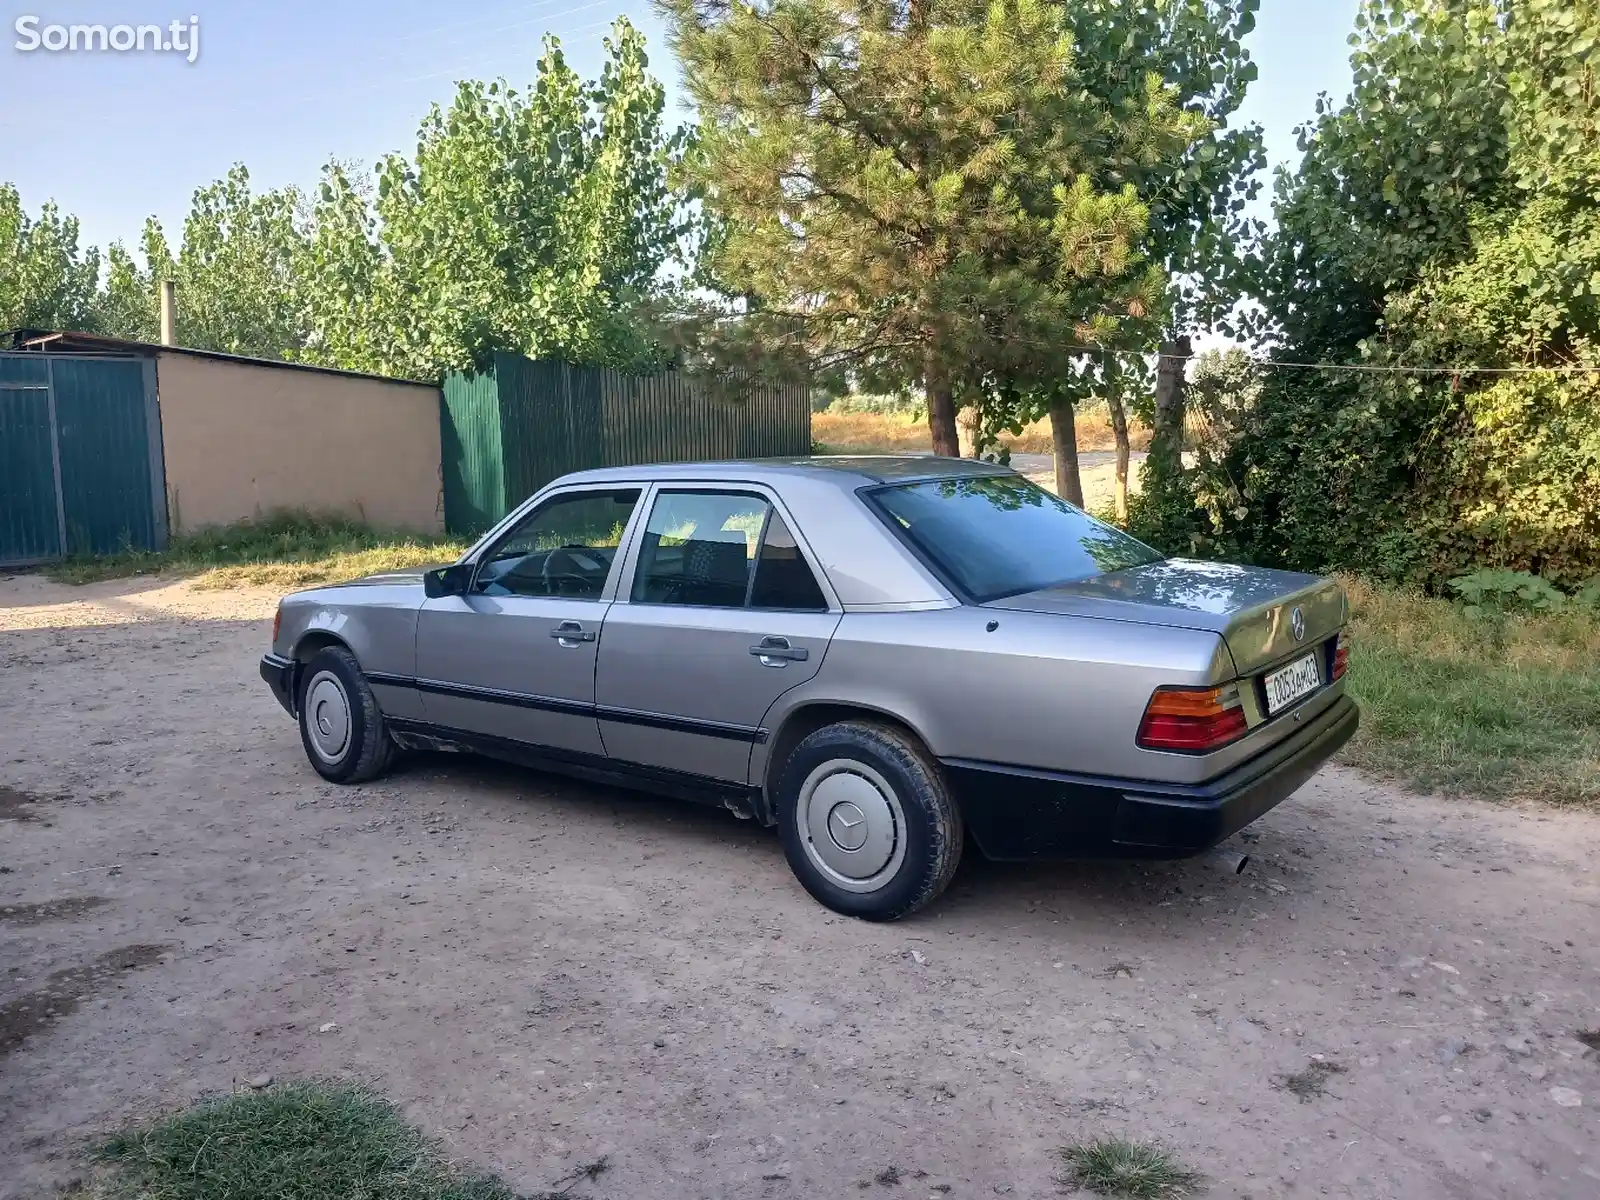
[293,630,353,664]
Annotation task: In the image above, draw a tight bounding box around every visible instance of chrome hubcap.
[304,670,352,763]
[797,759,906,894]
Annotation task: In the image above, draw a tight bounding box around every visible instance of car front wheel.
[296,645,396,783]
[776,720,963,921]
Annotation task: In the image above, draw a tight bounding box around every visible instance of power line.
[1244,357,1600,376]
[1052,341,1600,377]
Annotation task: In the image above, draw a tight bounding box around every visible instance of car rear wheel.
[297,645,396,783]
[776,720,963,921]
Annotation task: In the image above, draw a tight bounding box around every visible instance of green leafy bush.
[1448,568,1569,614]
[1137,0,1600,590]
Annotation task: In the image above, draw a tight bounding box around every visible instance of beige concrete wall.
[155,353,444,534]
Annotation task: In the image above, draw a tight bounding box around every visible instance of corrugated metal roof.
[3,328,438,389]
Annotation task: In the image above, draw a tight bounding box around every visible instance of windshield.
[866,474,1164,601]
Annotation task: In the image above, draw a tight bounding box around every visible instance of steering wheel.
[540,546,590,596]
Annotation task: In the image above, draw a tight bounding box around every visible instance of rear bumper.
[260,653,297,716]
[943,695,1359,861]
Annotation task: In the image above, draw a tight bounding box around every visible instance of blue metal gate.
[0,353,167,566]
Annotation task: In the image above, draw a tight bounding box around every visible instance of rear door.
[594,486,841,783]
[415,486,643,757]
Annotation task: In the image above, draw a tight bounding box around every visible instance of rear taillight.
[1332,631,1349,681]
[272,606,282,645]
[1137,682,1248,753]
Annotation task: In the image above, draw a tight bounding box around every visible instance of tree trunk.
[1150,335,1192,478]
[957,404,981,457]
[924,352,960,457]
[1106,388,1131,523]
[1048,395,1085,507]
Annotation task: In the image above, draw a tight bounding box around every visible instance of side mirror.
[423,563,472,599]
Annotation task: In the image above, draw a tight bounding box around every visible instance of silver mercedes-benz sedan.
[261,456,1357,919]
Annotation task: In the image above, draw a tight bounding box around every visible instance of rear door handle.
[550,621,597,645]
[750,636,807,665]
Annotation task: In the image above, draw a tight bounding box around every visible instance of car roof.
[556,454,1015,490]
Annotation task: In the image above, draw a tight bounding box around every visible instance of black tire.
[296,645,396,783]
[776,720,963,921]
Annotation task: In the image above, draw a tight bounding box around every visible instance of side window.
[473,489,640,599]
[631,491,768,608]
[749,510,829,611]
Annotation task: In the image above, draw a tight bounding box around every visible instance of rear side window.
[867,474,1162,601]
[630,490,830,610]
[632,491,765,607]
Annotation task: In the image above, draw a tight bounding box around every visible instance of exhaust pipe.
[1203,848,1250,876]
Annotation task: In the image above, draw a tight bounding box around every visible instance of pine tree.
[661,0,1206,457]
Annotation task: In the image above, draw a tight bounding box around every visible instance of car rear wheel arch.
[762,702,935,810]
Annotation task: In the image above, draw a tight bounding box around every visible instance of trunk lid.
[983,558,1346,676]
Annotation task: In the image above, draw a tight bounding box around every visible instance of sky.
[1,0,1359,256]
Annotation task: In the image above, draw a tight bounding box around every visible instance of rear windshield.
[866,474,1163,601]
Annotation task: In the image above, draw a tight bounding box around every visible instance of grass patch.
[1059,1139,1201,1199]
[80,1080,528,1200]
[1341,576,1600,807]
[47,512,465,591]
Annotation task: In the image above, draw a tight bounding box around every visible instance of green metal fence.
[441,354,811,537]
[0,353,166,566]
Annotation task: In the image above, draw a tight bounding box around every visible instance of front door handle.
[550,620,597,645]
[750,635,808,665]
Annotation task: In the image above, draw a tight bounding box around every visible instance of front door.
[595,488,841,782]
[416,487,643,757]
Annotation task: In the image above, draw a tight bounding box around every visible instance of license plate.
[1263,653,1322,715]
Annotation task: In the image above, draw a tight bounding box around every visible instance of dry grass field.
[812,404,1152,456]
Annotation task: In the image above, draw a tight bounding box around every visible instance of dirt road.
[2,574,1597,1199]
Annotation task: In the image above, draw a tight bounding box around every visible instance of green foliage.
[1448,567,1570,613]
[88,1080,521,1200]
[661,0,1209,449]
[1128,346,1257,555]
[0,183,101,330]
[4,19,685,382]
[1447,568,1600,615]
[1062,0,1266,333]
[1142,0,1600,587]
[1059,1138,1201,1199]
[95,166,310,359]
[301,19,689,380]
[971,0,1265,451]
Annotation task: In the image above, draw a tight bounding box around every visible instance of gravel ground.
[2,573,1598,1199]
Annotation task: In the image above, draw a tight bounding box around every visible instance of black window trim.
[625,484,836,614]
[467,485,645,600]
[856,477,1165,606]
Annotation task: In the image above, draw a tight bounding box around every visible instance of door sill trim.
[385,717,769,820]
